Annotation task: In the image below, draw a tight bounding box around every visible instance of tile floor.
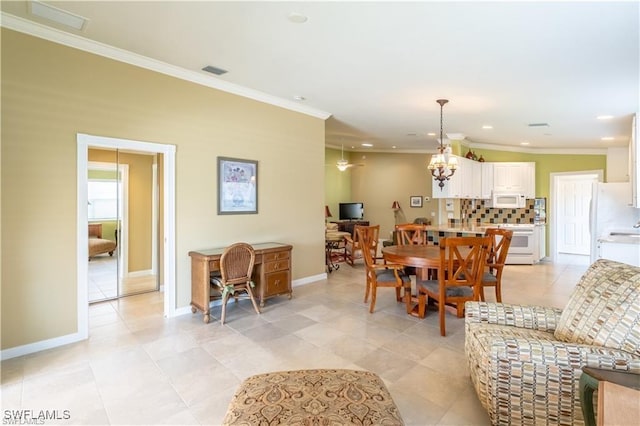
[88,255,157,302]
[1,254,590,425]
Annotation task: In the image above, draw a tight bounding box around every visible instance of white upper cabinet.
[493,162,535,198]
[432,156,482,199]
[432,158,535,200]
[481,162,494,199]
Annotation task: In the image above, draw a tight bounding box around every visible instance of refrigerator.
[589,182,640,263]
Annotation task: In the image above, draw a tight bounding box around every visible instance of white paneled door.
[557,175,598,255]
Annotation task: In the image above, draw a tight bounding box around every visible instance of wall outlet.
[430,211,436,217]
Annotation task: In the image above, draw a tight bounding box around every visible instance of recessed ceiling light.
[29,0,88,30]
[427,132,436,136]
[392,146,397,149]
[361,143,373,147]
[597,115,614,120]
[520,141,530,145]
[482,125,493,129]
[287,12,308,23]
[293,95,306,101]
[601,136,615,141]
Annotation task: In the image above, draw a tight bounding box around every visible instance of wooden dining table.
[382,243,473,317]
[382,244,444,280]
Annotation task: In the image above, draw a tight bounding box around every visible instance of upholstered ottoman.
[222,369,404,425]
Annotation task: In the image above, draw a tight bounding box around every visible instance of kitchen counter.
[598,230,640,245]
[424,225,491,235]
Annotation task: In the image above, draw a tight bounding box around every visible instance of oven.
[498,224,536,264]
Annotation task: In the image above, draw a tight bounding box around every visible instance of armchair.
[344,224,377,266]
[465,259,640,425]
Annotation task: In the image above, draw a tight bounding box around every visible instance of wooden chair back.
[439,236,491,296]
[356,225,380,267]
[219,242,256,286]
[485,228,513,272]
[395,223,428,245]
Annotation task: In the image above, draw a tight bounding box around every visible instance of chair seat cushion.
[482,271,497,283]
[417,279,473,297]
[554,259,640,357]
[375,268,411,283]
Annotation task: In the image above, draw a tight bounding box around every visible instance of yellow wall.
[1,29,326,350]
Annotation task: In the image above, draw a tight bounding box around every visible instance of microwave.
[492,192,526,208]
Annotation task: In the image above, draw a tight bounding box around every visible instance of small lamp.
[325,205,332,223]
[391,201,400,210]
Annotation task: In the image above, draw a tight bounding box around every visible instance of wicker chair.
[210,242,260,324]
[465,259,640,425]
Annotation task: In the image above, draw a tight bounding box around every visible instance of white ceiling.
[2,1,638,153]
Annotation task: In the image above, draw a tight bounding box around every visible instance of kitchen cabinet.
[493,162,535,198]
[535,224,546,261]
[481,162,494,199]
[597,240,640,267]
[432,156,481,199]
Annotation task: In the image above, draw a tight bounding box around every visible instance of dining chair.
[394,222,430,278]
[210,242,261,324]
[480,228,513,302]
[395,223,428,245]
[357,225,411,313]
[416,236,490,336]
[344,224,377,266]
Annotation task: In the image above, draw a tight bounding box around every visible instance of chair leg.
[245,285,261,315]
[395,286,401,302]
[479,286,486,302]
[221,293,230,325]
[369,285,377,313]
[495,282,502,303]
[364,280,370,303]
[439,299,446,336]
[417,292,427,319]
[456,302,465,318]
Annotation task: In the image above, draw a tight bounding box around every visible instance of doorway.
[550,171,602,262]
[87,152,160,302]
[77,134,176,340]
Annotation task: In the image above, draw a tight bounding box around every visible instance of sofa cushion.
[554,259,640,356]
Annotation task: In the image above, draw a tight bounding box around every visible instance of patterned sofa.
[465,259,640,425]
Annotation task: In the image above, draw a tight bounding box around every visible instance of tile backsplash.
[458,199,536,224]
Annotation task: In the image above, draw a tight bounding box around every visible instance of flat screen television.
[339,202,364,220]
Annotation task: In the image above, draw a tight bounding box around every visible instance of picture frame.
[217,157,258,214]
[410,195,423,208]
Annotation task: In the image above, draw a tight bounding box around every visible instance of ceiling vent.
[29,0,88,31]
[528,123,550,127]
[202,65,228,76]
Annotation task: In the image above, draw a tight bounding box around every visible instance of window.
[88,180,122,220]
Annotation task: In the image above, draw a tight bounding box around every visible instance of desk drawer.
[264,250,290,262]
[264,259,289,273]
[263,271,290,297]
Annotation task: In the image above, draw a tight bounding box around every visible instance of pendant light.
[427,99,458,190]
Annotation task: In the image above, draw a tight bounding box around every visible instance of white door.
[557,175,597,255]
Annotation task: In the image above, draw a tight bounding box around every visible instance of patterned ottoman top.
[223,369,404,425]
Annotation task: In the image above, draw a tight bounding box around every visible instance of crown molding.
[1,12,332,120]
[467,141,607,155]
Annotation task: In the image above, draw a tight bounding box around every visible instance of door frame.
[549,170,603,263]
[77,133,176,339]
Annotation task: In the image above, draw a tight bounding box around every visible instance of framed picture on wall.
[410,195,423,208]
[217,157,258,214]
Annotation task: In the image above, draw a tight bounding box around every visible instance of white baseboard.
[1,331,87,361]
[2,273,328,358]
[127,269,153,278]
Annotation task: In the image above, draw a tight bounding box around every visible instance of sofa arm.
[491,338,640,371]
[465,301,563,332]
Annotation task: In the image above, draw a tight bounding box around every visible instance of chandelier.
[428,99,457,190]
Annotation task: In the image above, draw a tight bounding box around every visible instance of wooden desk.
[189,242,292,323]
